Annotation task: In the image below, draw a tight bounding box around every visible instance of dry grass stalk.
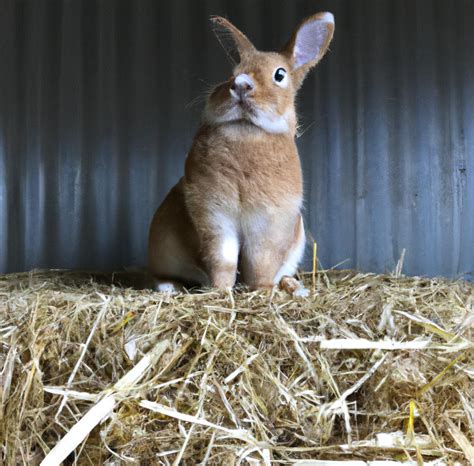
[0,269,472,465]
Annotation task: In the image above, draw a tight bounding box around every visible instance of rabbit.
[149,12,335,293]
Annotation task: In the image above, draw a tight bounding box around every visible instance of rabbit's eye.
[273,67,288,87]
[274,68,286,81]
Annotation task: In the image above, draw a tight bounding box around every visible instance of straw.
[0,268,472,464]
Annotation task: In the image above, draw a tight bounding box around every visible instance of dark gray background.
[1,0,473,279]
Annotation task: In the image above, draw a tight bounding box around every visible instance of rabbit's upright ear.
[282,12,335,88]
[210,16,256,63]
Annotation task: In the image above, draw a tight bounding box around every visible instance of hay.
[0,269,473,465]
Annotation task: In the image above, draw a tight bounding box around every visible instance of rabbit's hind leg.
[149,181,209,290]
[274,215,306,283]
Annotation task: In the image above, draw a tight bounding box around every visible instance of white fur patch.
[320,12,335,24]
[210,106,290,134]
[155,282,178,293]
[274,217,306,284]
[221,235,239,264]
[293,286,310,298]
[249,108,290,134]
[213,213,239,264]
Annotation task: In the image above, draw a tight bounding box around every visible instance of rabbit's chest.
[185,130,303,211]
[235,149,302,207]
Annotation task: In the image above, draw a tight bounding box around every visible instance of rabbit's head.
[204,13,334,136]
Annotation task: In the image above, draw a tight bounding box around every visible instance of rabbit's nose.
[230,74,254,99]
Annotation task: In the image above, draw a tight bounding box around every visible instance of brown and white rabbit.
[149,12,335,293]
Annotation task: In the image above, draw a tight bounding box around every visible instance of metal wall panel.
[1,0,473,279]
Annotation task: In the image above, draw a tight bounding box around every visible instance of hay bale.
[0,269,472,465]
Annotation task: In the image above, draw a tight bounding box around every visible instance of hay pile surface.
[0,270,473,465]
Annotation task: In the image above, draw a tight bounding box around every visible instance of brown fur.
[149,12,335,290]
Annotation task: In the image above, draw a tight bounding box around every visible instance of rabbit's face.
[205,52,297,134]
[204,13,334,136]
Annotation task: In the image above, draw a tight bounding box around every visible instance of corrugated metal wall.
[1,0,473,279]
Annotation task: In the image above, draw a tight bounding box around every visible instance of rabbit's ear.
[211,16,256,63]
[282,12,334,88]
